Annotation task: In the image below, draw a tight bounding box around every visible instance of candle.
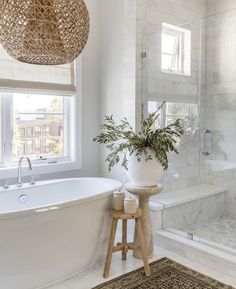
[113,191,125,211]
[124,197,137,214]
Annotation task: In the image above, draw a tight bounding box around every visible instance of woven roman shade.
[0,0,90,65]
[0,45,76,95]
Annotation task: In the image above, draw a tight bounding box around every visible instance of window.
[161,23,191,75]
[0,93,74,166]
[34,126,41,136]
[0,45,79,174]
[148,101,198,134]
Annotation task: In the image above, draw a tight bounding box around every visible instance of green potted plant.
[93,102,184,187]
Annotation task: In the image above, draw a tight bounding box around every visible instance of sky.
[13,94,61,113]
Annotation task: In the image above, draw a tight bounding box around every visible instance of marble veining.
[46,247,236,289]
[162,191,226,230]
[181,216,236,250]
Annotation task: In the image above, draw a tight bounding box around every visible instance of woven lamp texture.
[0,0,90,65]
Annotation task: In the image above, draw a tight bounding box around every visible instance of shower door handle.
[202,129,212,156]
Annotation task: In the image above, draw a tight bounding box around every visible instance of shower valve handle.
[202,129,212,156]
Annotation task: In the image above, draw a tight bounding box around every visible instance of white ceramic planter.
[126,150,164,187]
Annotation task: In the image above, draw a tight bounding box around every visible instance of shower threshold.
[156,229,236,278]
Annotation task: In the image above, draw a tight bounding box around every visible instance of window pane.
[166,103,198,133]
[162,23,191,75]
[13,94,65,160]
[148,101,164,128]
[148,101,198,134]
[167,103,190,116]
[13,94,63,114]
[161,54,173,70]
[162,33,176,54]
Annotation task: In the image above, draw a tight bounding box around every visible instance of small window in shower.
[148,101,198,134]
[161,23,191,76]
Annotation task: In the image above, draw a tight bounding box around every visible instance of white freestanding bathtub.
[0,177,122,289]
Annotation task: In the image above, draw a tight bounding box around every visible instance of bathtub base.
[0,178,121,289]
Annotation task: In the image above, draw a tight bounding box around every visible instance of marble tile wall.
[207,0,236,16]
[226,191,236,218]
[200,0,236,216]
[203,3,236,163]
[135,0,207,192]
[132,0,236,196]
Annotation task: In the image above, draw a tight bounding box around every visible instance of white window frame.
[0,95,67,163]
[161,23,191,76]
[0,59,82,179]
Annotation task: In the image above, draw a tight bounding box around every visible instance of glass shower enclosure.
[140,3,236,254]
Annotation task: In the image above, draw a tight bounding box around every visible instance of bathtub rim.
[0,177,122,220]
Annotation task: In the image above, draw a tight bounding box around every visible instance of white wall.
[43,0,131,183]
[98,0,134,183]
[4,0,102,183]
[45,0,102,181]
[18,0,132,184]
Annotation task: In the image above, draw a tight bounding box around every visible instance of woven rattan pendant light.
[0,0,90,65]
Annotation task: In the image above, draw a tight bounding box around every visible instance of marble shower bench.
[149,184,236,278]
[149,184,227,231]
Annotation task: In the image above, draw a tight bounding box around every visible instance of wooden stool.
[103,208,151,278]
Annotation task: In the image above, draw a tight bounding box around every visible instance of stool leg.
[135,218,151,277]
[122,220,127,260]
[103,218,118,278]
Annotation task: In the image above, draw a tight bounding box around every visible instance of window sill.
[161,69,191,76]
[0,160,82,180]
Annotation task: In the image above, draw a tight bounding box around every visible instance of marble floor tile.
[217,275,236,288]
[47,285,68,289]
[46,247,235,289]
[181,215,236,250]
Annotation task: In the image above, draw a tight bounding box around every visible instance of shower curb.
[155,230,236,279]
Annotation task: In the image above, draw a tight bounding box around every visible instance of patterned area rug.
[93,258,234,289]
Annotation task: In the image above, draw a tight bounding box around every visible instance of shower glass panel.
[141,3,236,254]
[141,18,203,193]
[197,9,236,253]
